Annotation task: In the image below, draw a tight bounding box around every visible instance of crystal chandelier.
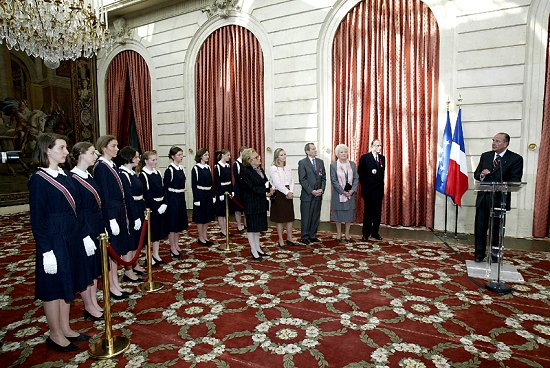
[0,0,110,69]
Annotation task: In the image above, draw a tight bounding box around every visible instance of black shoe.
[286,240,299,246]
[491,255,499,263]
[258,252,269,258]
[310,237,322,243]
[122,274,142,283]
[198,239,208,246]
[278,243,285,249]
[362,234,370,241]
[84,310,103,321]
[205,240,215,246]
[152,255,165,265]
[251,254,262,262]
[133,268,145,276]
[45,337,79,352]
[110,292,130,300]
[66,333,91,342]
[474,256,485,263]
[170,251,181,258]
[371,234,383,240]
[301,238,311,245]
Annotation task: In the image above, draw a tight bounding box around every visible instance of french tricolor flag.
[445,108,468,206]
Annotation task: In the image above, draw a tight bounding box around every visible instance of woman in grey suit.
[330,144,359,241]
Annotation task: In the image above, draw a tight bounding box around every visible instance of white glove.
[43,250,57,274]
[83,236,96,256]
[212,197,216,203]
[109,219,120,235]
[134,218,142,230]
[194,201,200,206]
[158,204,167,214]
[219,195,224,201]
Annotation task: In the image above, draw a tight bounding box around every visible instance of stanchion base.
[89,335,130,359]
[486,281,512,294]
[138,280,164,292]
[217,243,237,252]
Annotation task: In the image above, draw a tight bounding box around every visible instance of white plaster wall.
[94,0,547,238]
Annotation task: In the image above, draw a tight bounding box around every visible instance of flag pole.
[444,98,450,235]
[453,95,463,239]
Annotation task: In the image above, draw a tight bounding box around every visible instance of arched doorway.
[195,25,265,162]
[105,50,153,151]
[331,0,440,228]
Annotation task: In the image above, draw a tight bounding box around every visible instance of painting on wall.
[0,46,99,206]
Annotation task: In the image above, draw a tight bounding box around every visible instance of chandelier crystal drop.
[0,0,110,69]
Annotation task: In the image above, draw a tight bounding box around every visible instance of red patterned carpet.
[1,212,549,367]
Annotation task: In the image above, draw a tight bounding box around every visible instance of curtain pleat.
[128,51,153,152]
[195,26,264,164]
[105,51,152,151]
[332,0,439,228]
[105,55,128,140]
[532,15,550,238]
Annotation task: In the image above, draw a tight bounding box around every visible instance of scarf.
[337,160,353,203]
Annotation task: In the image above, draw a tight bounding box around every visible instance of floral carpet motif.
[0,212,549,367]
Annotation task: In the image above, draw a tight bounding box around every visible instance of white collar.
[119,165,135,175]
[196,163,209,169]
[43,167,65,177]
[170,162,183,170]
[495,149,507,158]
[142,167,158,175]
[70,167,89,178]
[217,161,229,167]
[237,158,242,163]
[98,156,114,167]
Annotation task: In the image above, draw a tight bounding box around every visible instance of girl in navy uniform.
[233,146,247,231]
[163,146,189,257]
[139,150,169,265]
[214,148,233,237]
[192,148,215,245]
[29,133,86,352]
[117,146,146,281]
[93,135,131,299]
[70,142,104,321]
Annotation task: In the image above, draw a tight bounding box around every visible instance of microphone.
[1,151,20,164]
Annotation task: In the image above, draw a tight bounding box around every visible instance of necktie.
[312,159,316,171]
[493,155,501,169]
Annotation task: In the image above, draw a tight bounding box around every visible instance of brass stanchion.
[89,233,130,359]
[138,208,164,292]
[225,192,230,251]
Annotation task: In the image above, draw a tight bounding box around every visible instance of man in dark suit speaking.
[298,143,326,244]
[473,132,523,262]
[358,139,385,241]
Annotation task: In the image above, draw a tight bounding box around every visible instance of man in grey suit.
[298,143,326,244]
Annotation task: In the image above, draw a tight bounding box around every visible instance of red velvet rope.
[106,218,148,266]
[228,193,244,209]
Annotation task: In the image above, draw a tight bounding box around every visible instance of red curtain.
[332,0,439,228]
[532,15,550,238]
[195,26,264,163]
[105,51,152,151]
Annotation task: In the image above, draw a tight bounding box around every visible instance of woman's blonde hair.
[272,148,286,167]
[242,148,257,167]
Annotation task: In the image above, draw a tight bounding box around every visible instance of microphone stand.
[486,157,511,294]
